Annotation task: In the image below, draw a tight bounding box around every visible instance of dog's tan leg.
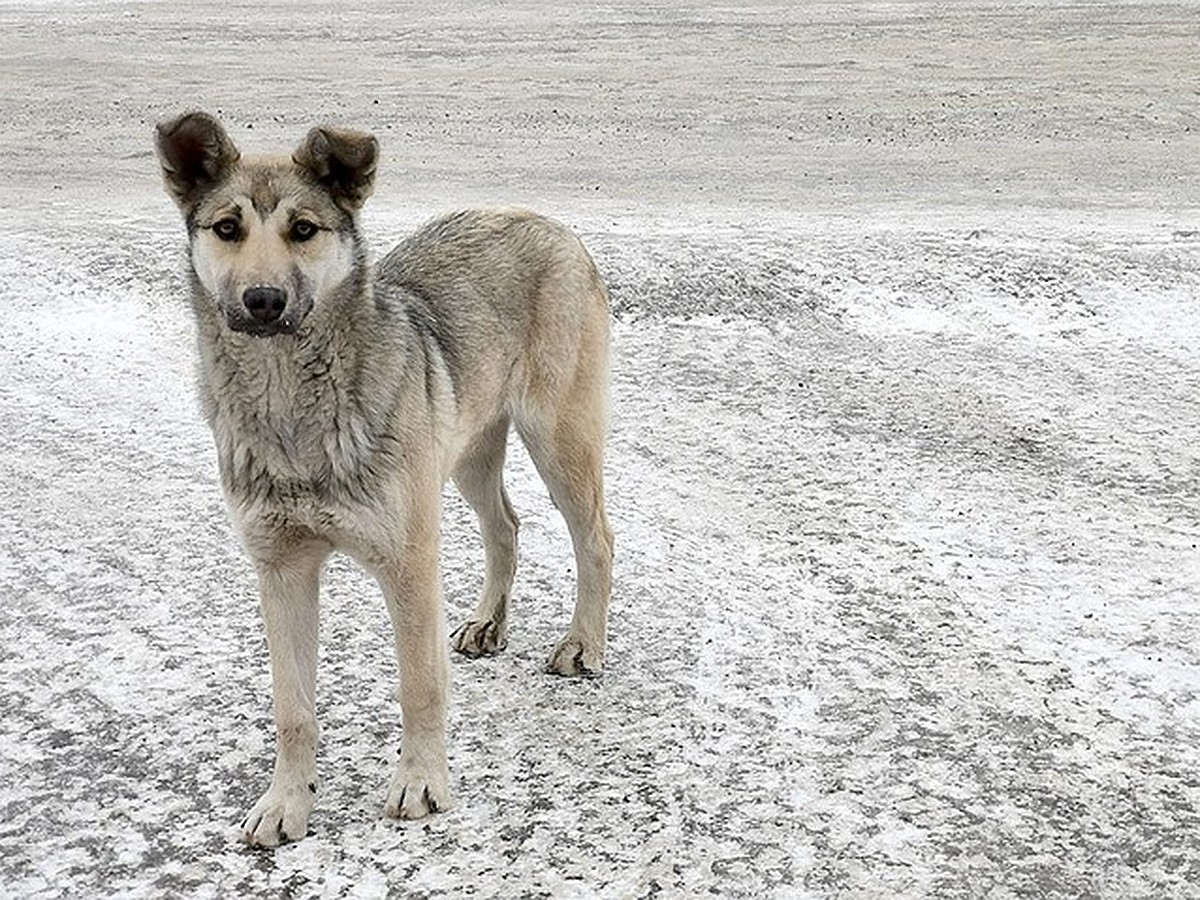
[519,386,614,677]
[450,417,519,657]
[240,540,329,848]
[376,497,452,820]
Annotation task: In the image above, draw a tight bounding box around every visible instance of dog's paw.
[384,755,450,821]
[450,619,507,658]
[240,780,317,848]
[546,635,603,677]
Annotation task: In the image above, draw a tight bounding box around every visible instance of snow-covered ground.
[1,3,1199,898]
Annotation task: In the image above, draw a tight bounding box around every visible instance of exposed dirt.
[1,1,1197,217]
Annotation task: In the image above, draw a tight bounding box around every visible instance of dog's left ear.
[293,127,379,211]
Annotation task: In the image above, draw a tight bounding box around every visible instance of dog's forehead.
[198,157,323,219]
[232,160,296,214]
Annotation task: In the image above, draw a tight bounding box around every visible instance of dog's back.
[376,208,611,442]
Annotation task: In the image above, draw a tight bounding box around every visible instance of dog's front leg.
[240,542,328,848]
[375,516,451,820]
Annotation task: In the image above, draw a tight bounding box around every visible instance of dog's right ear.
[155,112,240,209]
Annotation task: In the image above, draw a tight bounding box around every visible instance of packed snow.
[1,2,1198,897]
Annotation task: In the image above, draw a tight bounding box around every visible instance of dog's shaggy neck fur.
[191,258,418,509]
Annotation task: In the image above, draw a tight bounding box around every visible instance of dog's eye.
[290,220,319,242]
[212,219,241,242]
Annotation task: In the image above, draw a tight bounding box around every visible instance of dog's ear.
[155,112,240,210]
[292,126,379,211]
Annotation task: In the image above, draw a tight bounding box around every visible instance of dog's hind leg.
[450,417,519,658]
[518,372,614,677]
[240,539,330,847]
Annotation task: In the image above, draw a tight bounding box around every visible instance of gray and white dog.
[155,112,614,847]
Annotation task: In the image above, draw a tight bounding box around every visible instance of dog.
[155,111,614,847]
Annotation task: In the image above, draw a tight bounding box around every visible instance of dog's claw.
[451,619,507,657]
[545,635,603,677]
[384,755,450,821]
[240,781,314,848]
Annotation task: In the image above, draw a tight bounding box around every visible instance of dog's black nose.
[243,287,287,324]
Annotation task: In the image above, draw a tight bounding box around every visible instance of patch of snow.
[3,2,1200,897]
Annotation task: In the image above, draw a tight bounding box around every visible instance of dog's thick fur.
[155,112,614,847]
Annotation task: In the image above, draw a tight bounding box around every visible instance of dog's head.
[155,112,378,338]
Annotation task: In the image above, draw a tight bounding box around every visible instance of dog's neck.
[194,279,409,506]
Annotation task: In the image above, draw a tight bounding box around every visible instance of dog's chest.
[201,332,417,554]
[213,387,388,522]
[221,435,398,558]
[225,419,372,490]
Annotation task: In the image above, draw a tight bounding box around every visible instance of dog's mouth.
[226,312,301,338]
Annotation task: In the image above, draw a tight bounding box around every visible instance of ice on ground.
[2,210,1198,898]
[2,1,1199,897]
